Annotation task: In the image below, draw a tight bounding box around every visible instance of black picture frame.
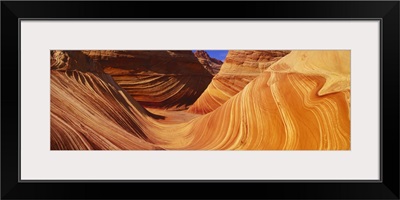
[1,1,399,199]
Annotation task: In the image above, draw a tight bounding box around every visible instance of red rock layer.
[188,50,290,114]
[193,50,223,75]
[51,50,102,72]
[80,50,213,110]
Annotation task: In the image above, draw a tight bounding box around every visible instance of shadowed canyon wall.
[81,50,213,110]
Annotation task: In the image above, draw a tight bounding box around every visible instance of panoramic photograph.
[50,50,350,150]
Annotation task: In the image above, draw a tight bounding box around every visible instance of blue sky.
[192,50,228,61]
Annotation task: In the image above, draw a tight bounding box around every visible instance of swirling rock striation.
[170,50,351,150]
[188,50,290,114]
[81,50,213,110]
[51,51,164,150]
[51,50,350,150]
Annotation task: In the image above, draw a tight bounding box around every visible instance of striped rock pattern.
[82,50,213,110]
[51,50,350,150]
[188,50,290,114]
[51,70,164,150]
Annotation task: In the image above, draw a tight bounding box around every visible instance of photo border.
[19,19,380,183]
[2,1,399,199]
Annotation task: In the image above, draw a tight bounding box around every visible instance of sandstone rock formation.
[188,50,290,114]
[51,50,351,150]
[51,50,101,72]
[81,50,213,110]
[193,50,223,75]
[50,51,164,150]
[171,50,350,150]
